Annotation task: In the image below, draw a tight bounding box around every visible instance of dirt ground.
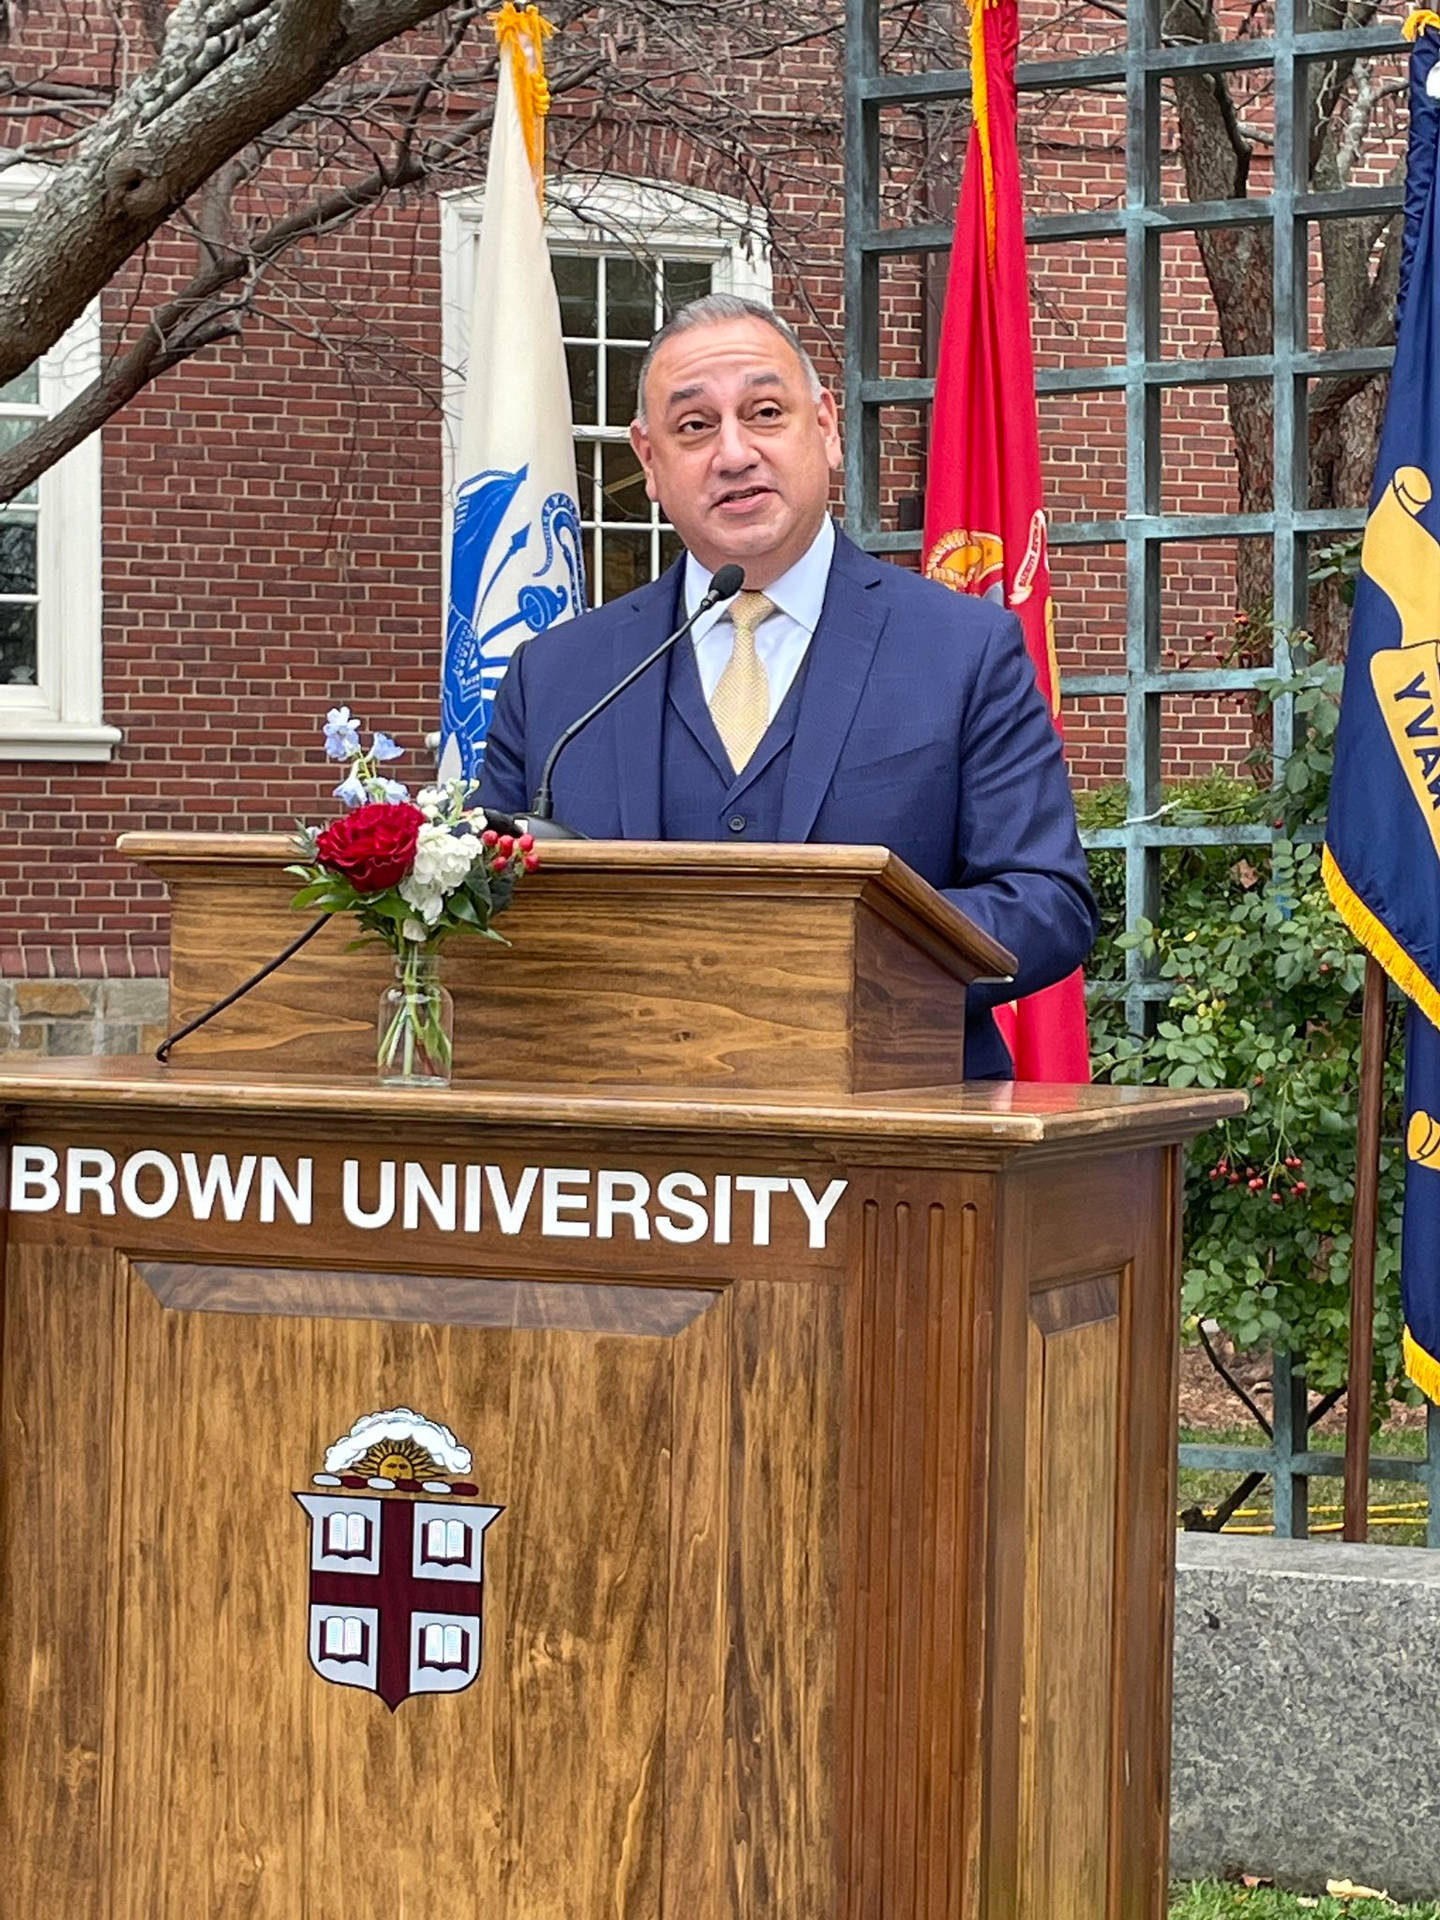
[1178,1339,1429,1438]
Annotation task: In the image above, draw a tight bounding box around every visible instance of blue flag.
[1324,16,1440,1398]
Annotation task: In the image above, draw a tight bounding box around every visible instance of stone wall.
[0,977,168,1058]
[1172,1533,1440,1901]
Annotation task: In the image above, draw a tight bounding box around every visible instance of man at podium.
[479,294,1096,1077]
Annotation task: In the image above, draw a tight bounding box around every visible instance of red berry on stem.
[492,854,509,873]
[482,829,499,847]
[1294,1181,1307,1194]
[523,852,540,872]
[518,833,535,851]
[498,834,515,854]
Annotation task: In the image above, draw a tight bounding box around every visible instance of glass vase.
[377,945,453,1088]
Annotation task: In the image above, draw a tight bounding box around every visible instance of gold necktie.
[709,590,776,773]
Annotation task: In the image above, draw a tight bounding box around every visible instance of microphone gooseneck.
[525,562,746,836]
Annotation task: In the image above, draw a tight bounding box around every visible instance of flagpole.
[1343,955,1386,1541]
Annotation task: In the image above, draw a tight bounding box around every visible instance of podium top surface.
[0,1055,1244,1152]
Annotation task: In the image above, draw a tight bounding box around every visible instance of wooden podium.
[0,838,1240,1919]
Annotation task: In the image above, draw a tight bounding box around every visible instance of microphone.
[516,561,746,840]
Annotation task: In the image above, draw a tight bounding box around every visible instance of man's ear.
[629,419,660,503]
[817,388,843,471]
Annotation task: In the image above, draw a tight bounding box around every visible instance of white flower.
[399,879,445,925]
[399,823,480,924]
[412,823,481,891]
[402,918,429,944]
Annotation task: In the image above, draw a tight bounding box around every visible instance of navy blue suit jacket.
[480,530,1098,1077]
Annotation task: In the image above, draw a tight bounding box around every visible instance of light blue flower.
[324,706,362,760]
[333,770,367,809]
[379,779,410,803]
[371,732,403,762]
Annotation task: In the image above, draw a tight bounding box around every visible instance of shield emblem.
[294,1408,502,1711]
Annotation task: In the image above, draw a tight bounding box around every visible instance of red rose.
[316,801,424,894]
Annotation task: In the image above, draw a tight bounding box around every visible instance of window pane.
[0,515,37,596]
[573,442,600,522]
[607,255,658,340]
[601,529,652,601]
[0,602,36,685]
[566,343,598,425]
[663,259,713,316]
[0,366,39,406]
[606,346,643,427]
[600,442,649,523]
[553,253,597,336]
[0,416,39,502]
[659,529,684,574]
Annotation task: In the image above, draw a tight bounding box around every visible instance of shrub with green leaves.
[1080,667,1409,1408]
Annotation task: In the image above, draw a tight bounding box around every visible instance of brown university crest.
[294,1408,502,1711]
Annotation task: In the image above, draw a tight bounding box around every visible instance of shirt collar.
[684,515,836,642]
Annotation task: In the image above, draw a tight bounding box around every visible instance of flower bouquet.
[289,707,537,1087]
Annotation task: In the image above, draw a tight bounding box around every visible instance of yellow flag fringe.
[1323,843,1440,1400]
[968,0,1000,271]
[491,2,554,205]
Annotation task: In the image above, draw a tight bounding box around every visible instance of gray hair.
[634,293,824,427]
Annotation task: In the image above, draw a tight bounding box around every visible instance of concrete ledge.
[1172,1533,1440,1899]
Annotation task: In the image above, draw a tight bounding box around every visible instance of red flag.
[922,0,1090,1082]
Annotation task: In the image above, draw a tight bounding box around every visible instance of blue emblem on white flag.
[442,469,583,775]
[440,8,584,781]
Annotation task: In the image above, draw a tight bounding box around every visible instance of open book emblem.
[294,1408,502,1711]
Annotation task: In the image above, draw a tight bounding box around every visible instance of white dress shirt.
[683,516,836,723]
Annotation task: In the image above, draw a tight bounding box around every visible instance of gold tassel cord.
[1403,8,1440,39]
[968,0,1000,271]
[491,2,555,204]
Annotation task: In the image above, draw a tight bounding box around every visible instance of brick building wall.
[0,2,1392,1050]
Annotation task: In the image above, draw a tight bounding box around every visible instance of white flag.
[441,6,583,781]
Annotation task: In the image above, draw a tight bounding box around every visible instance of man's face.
[629,316,842,589]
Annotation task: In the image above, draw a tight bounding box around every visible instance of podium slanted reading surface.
[0,836,1241,1919]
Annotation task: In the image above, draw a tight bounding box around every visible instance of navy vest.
[659,637,811,842]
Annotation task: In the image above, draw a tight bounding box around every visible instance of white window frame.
[439,174,773,555]
[0,164,114,761]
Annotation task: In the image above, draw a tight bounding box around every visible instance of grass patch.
[1171,1880,1440,1917]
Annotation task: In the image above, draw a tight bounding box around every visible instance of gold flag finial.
[1403,8,1440,38]
[491,3,555,204]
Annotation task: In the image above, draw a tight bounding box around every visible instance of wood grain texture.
[0,1246,122,1920]
[724,1276,842,1919]
[137,1261,720,1334]
[838,1182,990,1920]
[119,833,1016,1094]
[851,901,968,1093]
[0,1050,1247,1154]
[1017,1276,1121,1916]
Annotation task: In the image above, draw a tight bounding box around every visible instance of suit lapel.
[778,534,888,842]
[667,640,735,784]
[608,562,685,839]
